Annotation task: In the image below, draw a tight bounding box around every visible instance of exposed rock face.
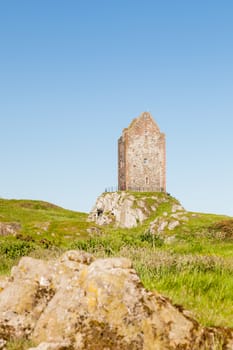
[0,222,21,236]
[88,192,189,232]
[0,251,232,349]
[88,192,173,228]
[88,192,147,228]
[149,203,188,237]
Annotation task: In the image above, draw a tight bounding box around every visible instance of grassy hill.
[0,194,233,329]
[0,198,92,273]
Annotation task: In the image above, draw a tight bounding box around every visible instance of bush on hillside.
[209,220,233,239]
[0,240,35,259]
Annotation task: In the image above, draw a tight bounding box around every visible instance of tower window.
[145,177,149,185]
[144,158,148,164]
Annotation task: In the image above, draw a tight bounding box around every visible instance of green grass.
[130,248,233,327]
[1,194,233,330]
[0,198,98,273]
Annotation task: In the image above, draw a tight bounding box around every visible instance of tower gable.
[126,112,160,136]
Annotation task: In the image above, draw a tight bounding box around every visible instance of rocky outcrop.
[88,192,146,228]
[149,203,188,239]
[0,251,232,349]
[88,192,189,232]
[88,192,173,228]
[0,222,21,236]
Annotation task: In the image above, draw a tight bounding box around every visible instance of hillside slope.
[0,198,97,274]
[1,193,233,330]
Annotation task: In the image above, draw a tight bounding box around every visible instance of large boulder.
[0,251,232,349]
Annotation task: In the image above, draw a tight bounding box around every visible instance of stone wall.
[118,112,166,192]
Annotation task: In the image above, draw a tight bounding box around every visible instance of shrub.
[140,230,163,247]
[209,220,233,239]
[0,241,35,259]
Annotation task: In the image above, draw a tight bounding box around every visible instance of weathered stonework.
[118,112,166,192]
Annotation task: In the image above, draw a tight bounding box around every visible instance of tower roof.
[125,112,160,133]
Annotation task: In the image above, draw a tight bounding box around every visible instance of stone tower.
[118,112,166,192]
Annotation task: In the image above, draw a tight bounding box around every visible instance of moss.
[6,339,35,350]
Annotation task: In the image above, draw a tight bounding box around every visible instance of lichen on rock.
[0,251,232,349]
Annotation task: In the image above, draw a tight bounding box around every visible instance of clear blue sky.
[0,0,232,215]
